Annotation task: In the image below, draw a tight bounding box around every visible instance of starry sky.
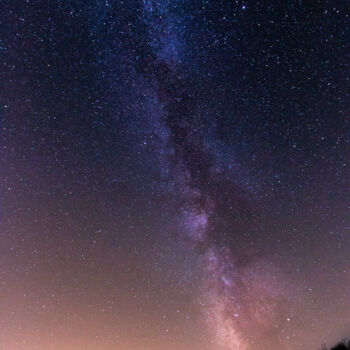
[0,1,350,350]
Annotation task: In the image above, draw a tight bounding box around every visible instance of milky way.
[0,1,350,350]
[139,2,293,348]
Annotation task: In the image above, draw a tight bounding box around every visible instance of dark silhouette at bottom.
[323,340,350,350]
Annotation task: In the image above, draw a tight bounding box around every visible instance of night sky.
[1,1,350,349]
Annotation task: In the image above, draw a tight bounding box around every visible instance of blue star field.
[0,1,349,349]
